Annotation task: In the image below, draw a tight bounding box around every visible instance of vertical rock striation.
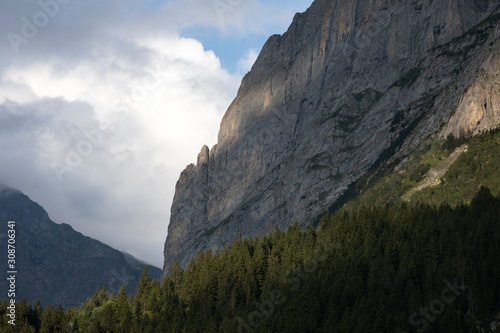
[163,0,500,276]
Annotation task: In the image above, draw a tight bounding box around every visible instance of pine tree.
[40,304,66,333]
[134,266,152,330]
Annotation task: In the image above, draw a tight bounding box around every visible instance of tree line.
[2,187,499,332]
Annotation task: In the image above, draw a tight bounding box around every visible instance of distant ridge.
[0,185,161,307]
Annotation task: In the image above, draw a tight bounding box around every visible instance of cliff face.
[163,0,500,275]
[0,186,162,307]
[440,28,500,138]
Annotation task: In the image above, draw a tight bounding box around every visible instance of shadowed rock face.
[163,0,500,276]
[0,186,162,307]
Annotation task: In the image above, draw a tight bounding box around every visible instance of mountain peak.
[0,187,162,307]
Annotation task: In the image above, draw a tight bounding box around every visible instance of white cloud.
[0,28,239,268]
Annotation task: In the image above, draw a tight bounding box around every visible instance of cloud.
[0,2,240,267]
[0,0,313,268]
[0,41,237,266]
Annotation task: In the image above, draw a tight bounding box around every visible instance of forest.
[2,186,499,332]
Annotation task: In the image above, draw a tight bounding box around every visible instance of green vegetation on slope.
[343,129,500,211]
[2,188,499,332]
[412,130,500,206]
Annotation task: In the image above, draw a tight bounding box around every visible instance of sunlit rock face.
[440,32,500,138]
[162,0,500,276]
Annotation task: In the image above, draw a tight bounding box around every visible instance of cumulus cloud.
[0,0,241,267]
[0,46,237,267]
[0,0,312,268]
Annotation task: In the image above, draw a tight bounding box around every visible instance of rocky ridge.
[163,0,500,276]
[0,185,162,307]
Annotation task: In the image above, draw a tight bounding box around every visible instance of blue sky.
[0,0,313,267]
[182,26,263,73]
[179,0,313,73]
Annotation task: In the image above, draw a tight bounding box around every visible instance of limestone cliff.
[163,0,500,275]
[440,26,500,138]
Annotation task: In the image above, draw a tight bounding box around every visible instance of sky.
[0,0,313,268]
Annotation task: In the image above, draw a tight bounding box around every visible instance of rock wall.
[163,0,500,276]
[440,23,500,138]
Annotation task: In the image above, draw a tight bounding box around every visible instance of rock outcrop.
[440,24,500,138]
[163,0,500,276]
[0,185,162,307]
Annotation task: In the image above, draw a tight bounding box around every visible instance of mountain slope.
[163,0,500,275]
[0,185,161,307]
[340,128,500,212]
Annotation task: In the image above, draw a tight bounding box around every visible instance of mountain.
[162,0,500,275]
[0,185,161,308]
